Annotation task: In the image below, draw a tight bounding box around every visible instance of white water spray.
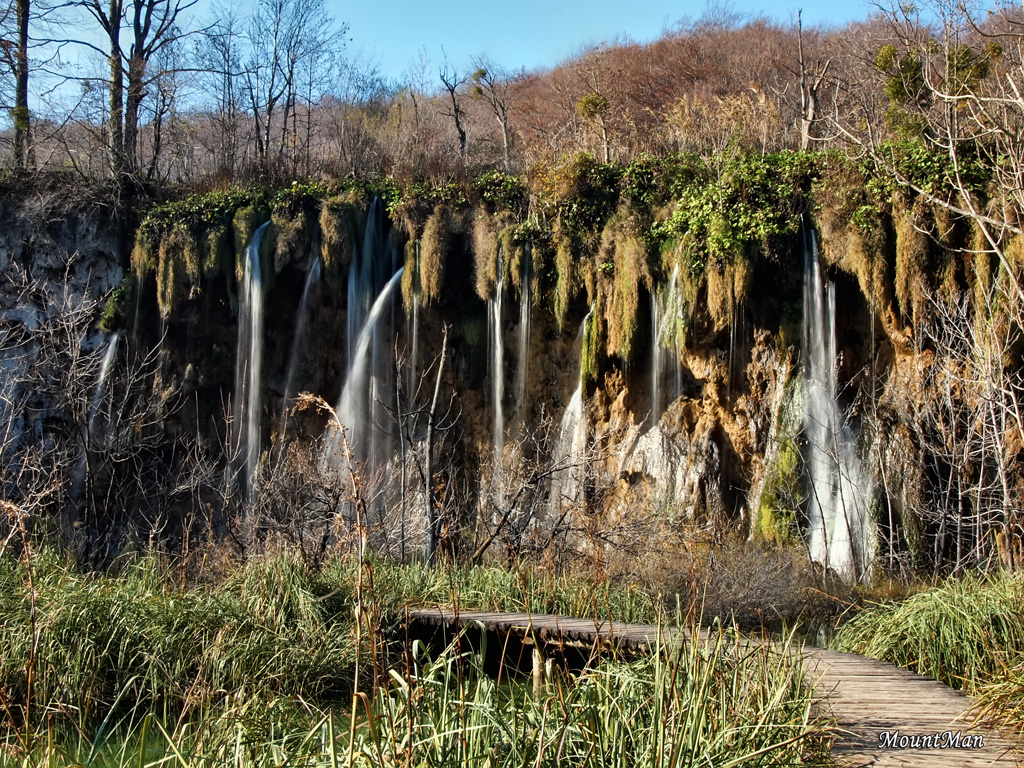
[803,231,872,582]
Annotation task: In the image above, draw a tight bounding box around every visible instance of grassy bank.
[832,571,1024,734]
[0,547,833,766]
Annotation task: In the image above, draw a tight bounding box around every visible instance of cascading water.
[549,308,593,516]
[88,330,120,436]
[515,244,532,413]
[280,258,321,438]
[488,265,506,497]
[650,262,686,421]
[232,221,270,503]
[802,231,872,582]
[407,241,421,406]
[336,268,404,462]
[650,288,661,423]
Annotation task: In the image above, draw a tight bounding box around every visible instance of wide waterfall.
[802,231,872,582]
[233,221,270,503]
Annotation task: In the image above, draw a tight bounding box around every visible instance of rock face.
[0,188,124,451]
[3,186,1016,575]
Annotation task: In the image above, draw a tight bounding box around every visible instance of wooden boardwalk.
[408,607,1022,767]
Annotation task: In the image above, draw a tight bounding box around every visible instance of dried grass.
[420,204,454,304]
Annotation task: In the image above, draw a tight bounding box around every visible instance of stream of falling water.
[803,231,872,582]
[233,221,270,503]
[488,265,506,500]
[280,258,321,439]
[650,262,686,422]
[336,267,404,462]
[515,244,532,414]
[88,330,121,436]
[549,307,593,517]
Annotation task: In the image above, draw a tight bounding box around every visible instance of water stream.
[232,221,270,503]
[802,231,872,582]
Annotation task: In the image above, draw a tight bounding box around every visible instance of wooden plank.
[407,607,1022,766]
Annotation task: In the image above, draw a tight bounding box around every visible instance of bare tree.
[471,57,517,171]
[438,60,467,163]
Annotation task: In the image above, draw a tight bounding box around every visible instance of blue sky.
[337,0,875,84]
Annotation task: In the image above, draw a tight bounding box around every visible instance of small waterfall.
[280,258,321,437]
[407,242,421,406]
[336,268,404,462]
[803,231,872,582]
[549,308,593,515]
[488,267,506,495]
[651,263,686,417]
[88,331,121,436]
[515,244,532,412]
[650,287,661,423]
[348,197,384,369]
[232,221,270,503]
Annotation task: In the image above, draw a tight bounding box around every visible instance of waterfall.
[803,231,872,582]
[650,287,661,423]
[651,262,686,418]
[488,266,506,496]
[88,330,120,436]
[407,241,421,407]
[233,221,270,503]
[515,243,532,412]
[549,308,593,516]
[348,197,384,369]
[336,267,404,462]
[280,258,321,438]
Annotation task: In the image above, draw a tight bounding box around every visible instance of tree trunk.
[13,0,32,170]
[124,56,145,174]
[107,0,125,176]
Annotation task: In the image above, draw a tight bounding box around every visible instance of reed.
[832,571,1024,693]
[3,625,829,768]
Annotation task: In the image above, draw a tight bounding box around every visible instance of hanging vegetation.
[318,193,362,284]
[420,204,455,304]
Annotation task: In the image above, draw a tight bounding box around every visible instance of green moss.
[472,208,498,301]
[581,294,605,389]
[232,204,269,263]
[604,213,651,363]
[99,277,134,332]
[156,232,188,318]
[754,438,802,547]
[553,225,577,329]
[319,195,361,285]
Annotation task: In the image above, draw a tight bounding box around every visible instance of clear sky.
[337,0,875,84]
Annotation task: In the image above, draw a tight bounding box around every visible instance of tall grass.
[0,548,356,746]
[364,559,660,625]
[2,626,830,767]
[832,571,1024,693]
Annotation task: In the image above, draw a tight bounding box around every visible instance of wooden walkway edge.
[408,607,1022,768]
